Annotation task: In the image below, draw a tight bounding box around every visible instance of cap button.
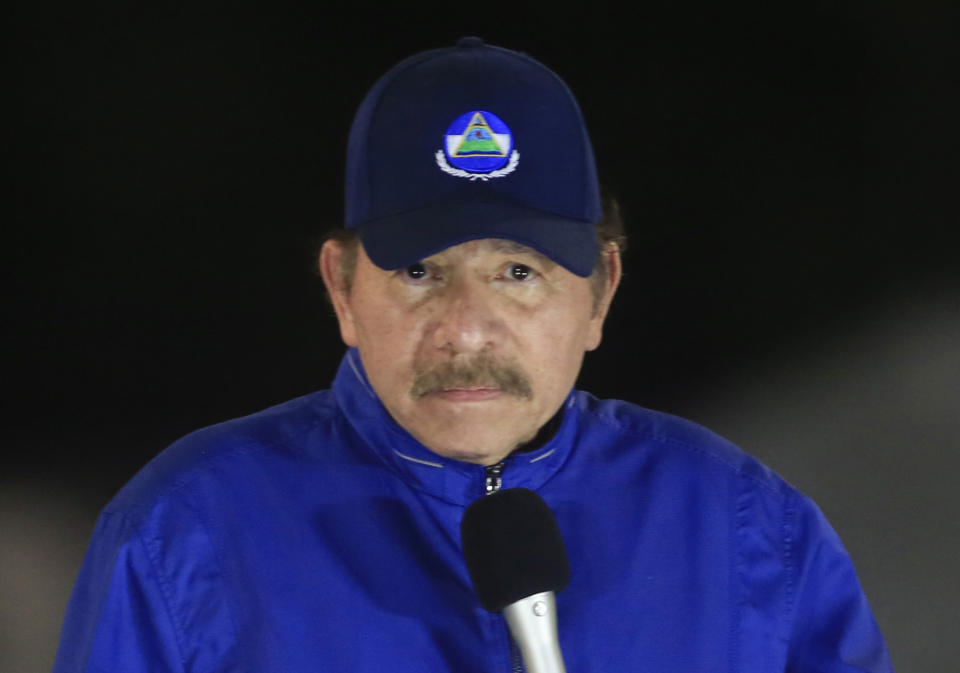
[456,36,485,48]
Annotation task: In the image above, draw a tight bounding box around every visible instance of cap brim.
[357,202,598,277]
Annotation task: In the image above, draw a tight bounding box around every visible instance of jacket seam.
[179,484,247,671]
[730,474,750,673]
[135,525,189,673]
[782,492,798,647]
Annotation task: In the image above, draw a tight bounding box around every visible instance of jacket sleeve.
[53,491,241,673]
[52,510,186,673]
[785,496,895,673]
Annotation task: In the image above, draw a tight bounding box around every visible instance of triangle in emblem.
[453,112,507,157]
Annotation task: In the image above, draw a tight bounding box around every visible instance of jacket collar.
[332,348,580,506]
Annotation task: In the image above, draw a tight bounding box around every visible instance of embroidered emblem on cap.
[435,110,519,181]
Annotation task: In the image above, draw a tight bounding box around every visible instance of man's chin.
[392,397,542,463]
[435,447,505,466]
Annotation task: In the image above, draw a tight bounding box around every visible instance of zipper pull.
[484,461,506,495]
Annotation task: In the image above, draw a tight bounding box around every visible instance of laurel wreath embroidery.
[435,150,520,181]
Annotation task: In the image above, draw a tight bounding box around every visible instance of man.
[54,38,893,672]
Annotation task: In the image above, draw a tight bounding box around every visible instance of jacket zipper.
[485,461,506,495]
[483,462,526,672]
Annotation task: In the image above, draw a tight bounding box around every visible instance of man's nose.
[430,279,503,354]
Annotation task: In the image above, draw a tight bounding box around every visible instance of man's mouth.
[433,387,504,402]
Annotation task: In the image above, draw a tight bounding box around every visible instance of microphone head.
[460,488,570,613]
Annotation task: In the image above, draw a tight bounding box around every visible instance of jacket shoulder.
[575,392,796,499]
[107,389,339,517]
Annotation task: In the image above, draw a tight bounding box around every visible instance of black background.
[4,1,958,670]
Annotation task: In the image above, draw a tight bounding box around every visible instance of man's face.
[321,238,619,465]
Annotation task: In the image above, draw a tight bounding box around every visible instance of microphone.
[460,488,570,673]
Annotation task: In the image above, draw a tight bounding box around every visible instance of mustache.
[410,355,533,400]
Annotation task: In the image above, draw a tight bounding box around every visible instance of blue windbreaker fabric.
[54,349,893,672]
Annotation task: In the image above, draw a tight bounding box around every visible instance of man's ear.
[585,241,623,352]
[318,239,359,347]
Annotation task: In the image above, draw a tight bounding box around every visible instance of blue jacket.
[54,349,893,672]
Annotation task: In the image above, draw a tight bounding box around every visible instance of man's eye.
[507,263,533,281]
[404,263,427,280]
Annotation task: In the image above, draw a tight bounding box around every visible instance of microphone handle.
[502,591,567,673]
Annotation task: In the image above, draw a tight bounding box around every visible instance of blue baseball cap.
[344,37,602,277]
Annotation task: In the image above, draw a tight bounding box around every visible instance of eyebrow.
[486,240,557,268]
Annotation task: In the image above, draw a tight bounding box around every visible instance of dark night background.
[4,2,958,670]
